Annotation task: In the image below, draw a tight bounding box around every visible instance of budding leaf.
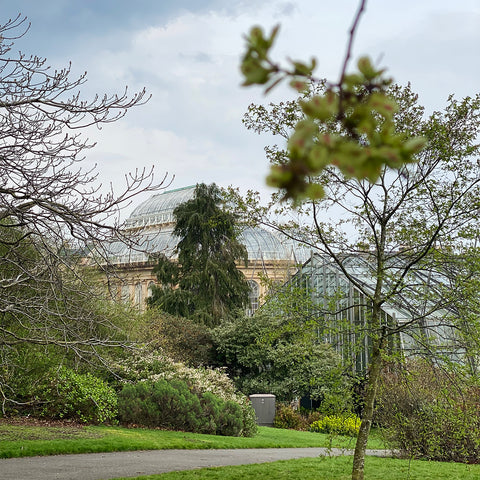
[357,56,377,80]
[240,24,427,202]
[403,137,427,154]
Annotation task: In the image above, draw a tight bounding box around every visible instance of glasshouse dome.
[106,185,302,312]
[112,185,296,264]
[125,186,196,229]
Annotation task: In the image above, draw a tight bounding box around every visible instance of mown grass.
[0,423,384,459]
[112,456,480,480]
[3,421,478,479]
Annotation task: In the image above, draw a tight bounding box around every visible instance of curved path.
[0,447,392,480]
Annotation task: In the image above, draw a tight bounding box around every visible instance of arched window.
[135,282,142,307]
[147,281,156,298]
[247,280,260,316]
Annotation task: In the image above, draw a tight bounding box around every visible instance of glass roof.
[106,225,295,263]
[298,252,454,323]
[111,186,298,263]
[106,229,177,264]
[126,186,195,228]
[239,226,291,261]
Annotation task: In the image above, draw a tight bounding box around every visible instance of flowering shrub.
[113,350,235,397]
[112,349,257,436]
[310,414,361,437]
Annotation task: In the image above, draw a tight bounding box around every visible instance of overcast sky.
[3,1,480,219]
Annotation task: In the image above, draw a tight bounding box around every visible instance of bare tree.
[0,15,166,410]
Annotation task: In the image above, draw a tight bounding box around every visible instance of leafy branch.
[240,0,426,201]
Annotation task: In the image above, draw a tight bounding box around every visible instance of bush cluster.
[274,403,360,437]
[117,378,247,436]
[274,403,306,430]
[39,367,117,424]
[6,343,257,437]
[377,361,480,463]
[112,349,257,436]
[309,414,360,437]
[139,312,213,366]
[273,403,321,430]
[212,311,352,405]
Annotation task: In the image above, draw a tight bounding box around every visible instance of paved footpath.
[0,448,391,480]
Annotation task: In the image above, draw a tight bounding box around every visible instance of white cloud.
[74,6,286,203]
[15,0,480,219]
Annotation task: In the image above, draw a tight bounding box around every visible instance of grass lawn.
[0,419,383,458]
[111,456,480,480]
[2,419,479,479]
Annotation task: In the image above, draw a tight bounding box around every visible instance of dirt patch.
[0,417,86,428]
[0,417,104,441]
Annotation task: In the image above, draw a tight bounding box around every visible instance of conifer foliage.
[149,183,250,326]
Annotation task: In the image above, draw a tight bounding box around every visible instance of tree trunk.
[351,339,384,480]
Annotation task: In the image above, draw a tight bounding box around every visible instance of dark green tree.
[149,183,250,326]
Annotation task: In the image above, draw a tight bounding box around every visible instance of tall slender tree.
[149,183,250,326]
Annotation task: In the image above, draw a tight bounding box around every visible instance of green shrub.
[310,414,361,437]
[212,312,352,405]
[139,312,213,366]
[273,403,323,431]
[377,361,480,463]
[0,345,61,416]
[40,367,117,424]
[199,391,221,434]
[112,349,257,436]
[118,378,246,436]
[274,404,307,430]
[217,399,244,436]
[239,397,258,437]
[118,379,203,431]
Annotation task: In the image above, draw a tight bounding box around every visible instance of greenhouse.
[293,253,462,371]
[105,185,301,312]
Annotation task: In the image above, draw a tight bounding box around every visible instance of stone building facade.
[106,186,301,313]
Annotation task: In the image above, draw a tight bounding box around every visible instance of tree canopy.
[237,80,480,479]
[212,282,351,409]
[148,183,250,326]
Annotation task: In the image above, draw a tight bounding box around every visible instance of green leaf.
[367,92,398,119]
[403,137,427,154]
[300,92,337,121]
[357,56,377,80]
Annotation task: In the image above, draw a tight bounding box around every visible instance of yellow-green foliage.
[40,367,118,424]
[309,414,360,437]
